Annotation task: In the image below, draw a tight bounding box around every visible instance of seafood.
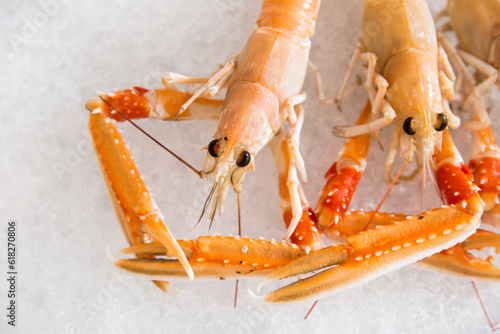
[86,0,324,288]
[261,0,500,303]
[436,0,500,226]
[86,0,499,306]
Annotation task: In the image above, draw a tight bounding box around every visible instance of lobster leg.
[439,34,500,226]
[418,230,500,281]
[86,84,222,122]
[268,125,323,253]
[455,49,499,110]
[333,44,396,138]
[114,236,305,280]
[468,99,500,220]
[261,130,483,303]
[316,100,371,231]
[87,83,230,280]
[89,111,195,282]
[168,59,236,118]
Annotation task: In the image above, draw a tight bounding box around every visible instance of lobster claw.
[261,130,490,303]
[261,207,480,303]
[113,236,306,280]
[418,229,500,280]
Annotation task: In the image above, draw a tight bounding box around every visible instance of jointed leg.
[333,100,395,138]
[168,59,236,119]
[86,84,223,122]
[316,100,372,230]
[333,40,364,110]
[269,128,323,253]
[89,111,194,281]
[285,93,307,183]
[456,49,499,110]
[438,34,491,129]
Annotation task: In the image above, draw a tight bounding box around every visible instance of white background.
[1,0,499,333]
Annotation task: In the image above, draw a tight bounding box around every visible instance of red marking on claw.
[316,163,361,227]
[283,207,323,251]
[469,157,500,210]
[100,89,151,121]
[436,162,477,207]
[133,86,150,95]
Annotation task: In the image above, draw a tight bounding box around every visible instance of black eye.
[208,139,220,158]
[434,113,447,132]
[236,150,251,167]
[403,117,416,135]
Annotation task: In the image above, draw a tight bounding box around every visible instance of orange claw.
[433,130,485,215]
[316,100,371,229]
[283,207,323,252]
[86,85,222,122]
[264,206,480,303]
[419,230,500,280]
[468,124,500,213]
[114,236,306,280]
[86,88,152,121]
[261,130,484,303]
[470,156,500,210]
[89,111,194,281]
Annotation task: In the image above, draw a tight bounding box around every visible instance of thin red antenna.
[304,300,319,320]
[237,192,242,236]
[471,281,500,331]
[99,97,201,176]
[363,161,409,231]
[234,192,242,308]
[234,280,239,308]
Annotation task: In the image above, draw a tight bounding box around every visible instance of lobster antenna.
[237,192,242,236]
[99,97,201,176]
[208,193,219,232]
[194,181,218,229]
[234,192,242,308]
[428,158,445,202]
[363,161,409,231]
[419,153,428,211]
[304,300,319,320]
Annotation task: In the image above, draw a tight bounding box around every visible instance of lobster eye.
[236,150,251,167]
[403,117,416,135]
[434,113,447,132]
[208,139,220,158]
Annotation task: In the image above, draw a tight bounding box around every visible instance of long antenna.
[304,300,319,320]
[99,97,201,176]
[363,161,409,231]
[194,181,218,229]
[234,192,242,308]
[237,192,242,236]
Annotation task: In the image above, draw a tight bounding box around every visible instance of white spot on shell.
[241,246,248,253]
